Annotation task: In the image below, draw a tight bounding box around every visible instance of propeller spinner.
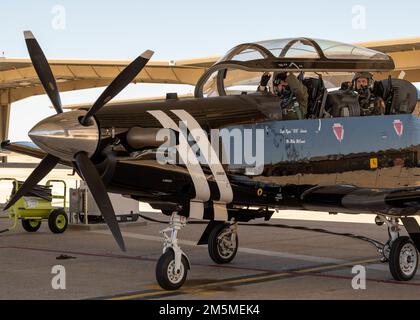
[4,31,155,252]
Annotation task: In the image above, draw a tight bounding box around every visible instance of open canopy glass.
[219,38,391,62]
[195,37,395,98]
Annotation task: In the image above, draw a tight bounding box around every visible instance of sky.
[1,0,420,141]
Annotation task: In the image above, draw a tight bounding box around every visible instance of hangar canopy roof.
[2,37,420,105]
[0,56,216,103]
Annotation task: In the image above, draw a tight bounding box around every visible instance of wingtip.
[23,31,35,40]
[141,50,154,60]
[1,140,10,149]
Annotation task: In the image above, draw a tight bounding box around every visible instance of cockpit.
[194,38,417,119]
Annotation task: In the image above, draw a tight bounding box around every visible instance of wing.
[1,141,73,168]
[301,184,420,217]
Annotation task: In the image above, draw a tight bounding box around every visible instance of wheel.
[389,236,419,281]
[156,250,188,291]
[48,209,68,234]
[22,220,42,233]
[380,240,391,263]
[208,223,239,264]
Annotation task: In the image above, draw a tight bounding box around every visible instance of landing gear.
[389,236,418,281]
[208,222,239,264]
[156,250,189,291]
[377,216,419,281]
[377,216,400,263]
[155,213,190,290]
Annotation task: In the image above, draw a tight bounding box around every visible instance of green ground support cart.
[0,178,68,234]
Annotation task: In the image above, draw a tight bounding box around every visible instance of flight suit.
[359,90,386,116]
[281,74,309,120]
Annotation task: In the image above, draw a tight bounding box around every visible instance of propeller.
[75,152,125,251]
[24,31,63,114]
[4,154,60,211]
[3,31,154,252]
[81,50,154,125]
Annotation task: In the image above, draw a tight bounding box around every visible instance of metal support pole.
[0,90,11,163]
[84,189,89,226]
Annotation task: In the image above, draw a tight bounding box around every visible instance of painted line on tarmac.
[98,273,274,300]
[97,271,310,300]
[101,258,378,300]
[96,230,393,272]
[92,230,391,272]
[0,245,289,274]
[2,245,418,300]
[0,243,391,284]
[93,230,347,264]
[103,257,420,300]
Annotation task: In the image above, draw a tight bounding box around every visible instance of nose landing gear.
[155,213,191,291]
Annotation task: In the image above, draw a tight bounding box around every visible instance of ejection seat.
[325,90,361,118]
[303,77,327,119]
[372,78,418,115]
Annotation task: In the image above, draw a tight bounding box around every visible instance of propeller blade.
[82,50,154,125]
[24,31,63,114]
[74,152,126,252]
[4,154,60,211]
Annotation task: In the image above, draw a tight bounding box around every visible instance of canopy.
[195,38,396,97]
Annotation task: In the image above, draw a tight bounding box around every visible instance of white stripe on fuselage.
[171,110,233,204]
[147,110,211,210]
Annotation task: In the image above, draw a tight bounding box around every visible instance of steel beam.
[0,90,11,163]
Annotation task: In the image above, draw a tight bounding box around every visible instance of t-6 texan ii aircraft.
[2,31,420,290]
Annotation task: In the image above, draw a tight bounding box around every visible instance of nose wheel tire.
[208,223,239,264]
[22,220,42,233]
[389,236,419,281]
[156,250,189,291]
[48,209,68,234]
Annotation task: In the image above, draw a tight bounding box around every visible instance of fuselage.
[93,95,420,194]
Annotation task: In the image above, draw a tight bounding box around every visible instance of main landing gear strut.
[376,216,419,281]
[207,221,239,264]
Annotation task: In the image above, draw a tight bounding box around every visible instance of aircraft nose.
[29,110,100,161]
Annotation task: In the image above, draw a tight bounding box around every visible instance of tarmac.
[1,213,420,300]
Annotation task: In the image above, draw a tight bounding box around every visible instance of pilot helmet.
[353,72,374,87]
[273,72,288,86]
[273,72,288,96]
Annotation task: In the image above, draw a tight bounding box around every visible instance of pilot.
[258,72,308,120]
[353,72,386,116]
